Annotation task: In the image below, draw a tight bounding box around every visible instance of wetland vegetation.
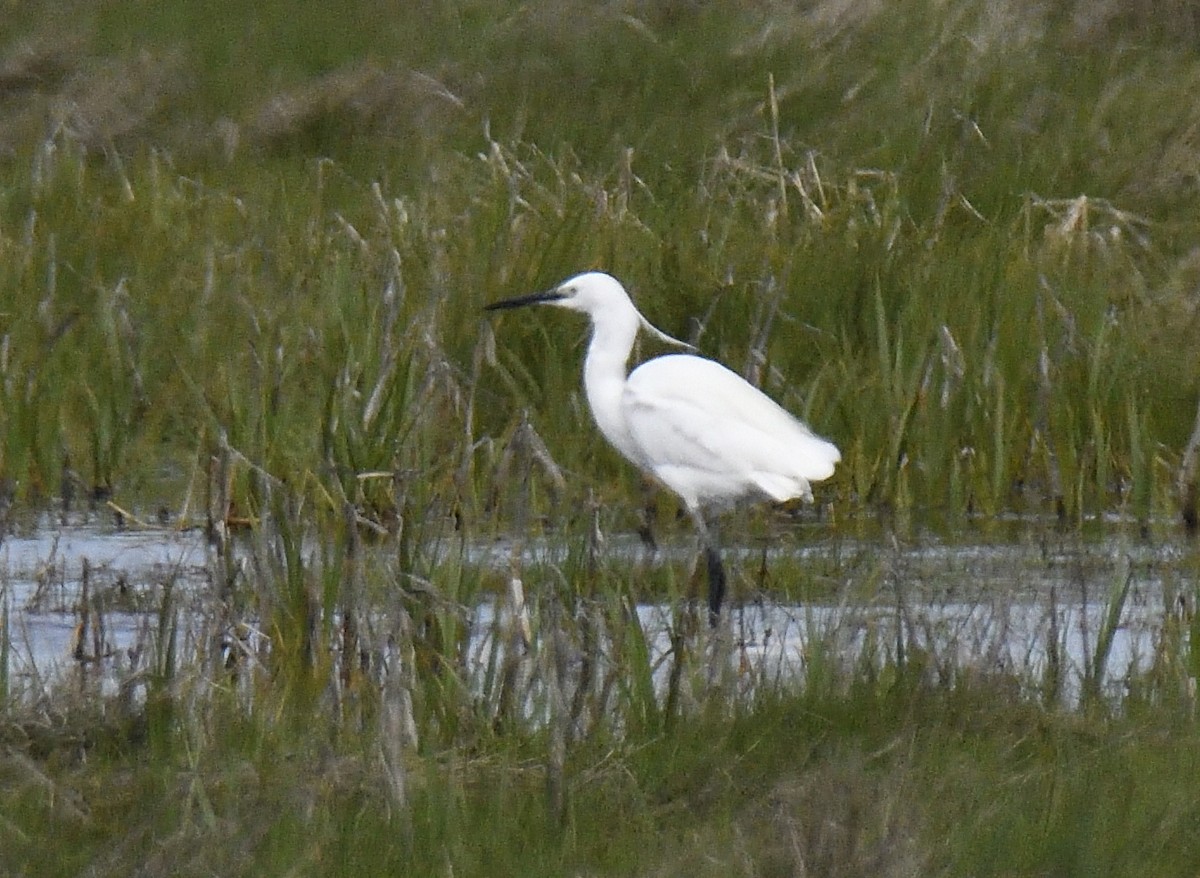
[3,0,1200,874]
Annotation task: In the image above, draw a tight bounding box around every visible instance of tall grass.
[1,0,1199,527]
[4,0,1200,874]
[5,127,1183,527]
[4,523,1200,876]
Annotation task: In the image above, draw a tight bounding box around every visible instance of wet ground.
[2,514,1194,705]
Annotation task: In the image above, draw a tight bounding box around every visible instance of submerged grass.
[3,511,1200,875]
[5,606,1200,877]
[4,0,1200,874]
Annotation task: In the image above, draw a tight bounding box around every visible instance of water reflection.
[0,518,1191,706]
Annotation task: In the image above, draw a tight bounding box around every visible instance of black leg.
[688,508,725,628]
[636,477,658,553]
[705,544,726,628]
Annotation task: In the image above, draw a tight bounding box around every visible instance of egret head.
[482,271,623,315]
[543,271,630,315]
[485,272,693,350]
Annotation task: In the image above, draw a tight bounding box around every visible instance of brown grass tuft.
[647,752,928,878]
[57,50,186,148]
[0,37,80,95]
[240,62,466,155]
[0,45,184,154]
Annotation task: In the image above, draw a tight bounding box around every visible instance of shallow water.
[1,516,1193,705]
[1,521,210,692]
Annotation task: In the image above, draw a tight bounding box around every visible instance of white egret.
[485,271,839,626]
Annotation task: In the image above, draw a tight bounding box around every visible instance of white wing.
[621,354,840,511]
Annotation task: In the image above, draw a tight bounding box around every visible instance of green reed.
[4,2,1200,872]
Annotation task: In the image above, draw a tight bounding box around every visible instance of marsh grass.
[4,0,1200,873]
[3,509,1200,875]
[0,96,1193,527]
[0,0,1198,527]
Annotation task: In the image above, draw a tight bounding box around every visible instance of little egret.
[485,271,839,626]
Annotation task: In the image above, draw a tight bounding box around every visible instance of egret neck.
[581,293,643,466]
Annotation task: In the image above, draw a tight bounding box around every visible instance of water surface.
[1,516,1192,705]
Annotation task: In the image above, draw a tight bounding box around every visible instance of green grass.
[6,507,1200,876]
[4,0,1200,874]
[0,0,1199,524]
[5,653,1200,877]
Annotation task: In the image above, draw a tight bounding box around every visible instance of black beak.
[483,289,566,312]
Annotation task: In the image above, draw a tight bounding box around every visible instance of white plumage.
[623,354,839,509]
[486,271,839,625]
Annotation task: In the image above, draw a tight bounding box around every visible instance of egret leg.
[704,544,726,628]
[688,509,725,627]
[636,477,658,554]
